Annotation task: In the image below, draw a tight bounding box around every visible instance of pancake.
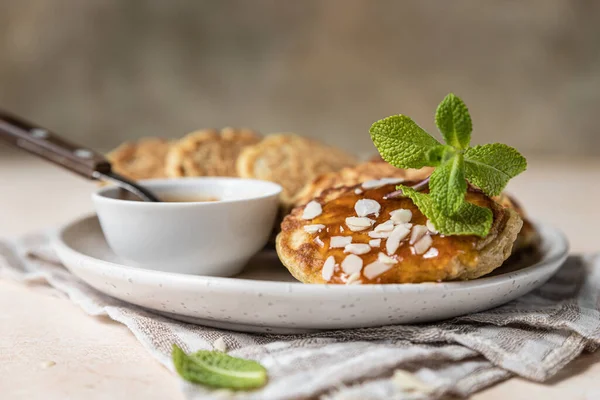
[165,128,261,177]
[495,193,540,256]
[293,161,433,207]
[107,138,171,181]
[276,180,523,284]
[236,133,358,207]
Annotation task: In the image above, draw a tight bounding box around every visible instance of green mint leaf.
[172,344,267,390]
[464,143,527,197]
[370,115,441,169]
[435,93,472,149]
[400,186,493,237]
[425,144,454,166]
[429,152,466,215]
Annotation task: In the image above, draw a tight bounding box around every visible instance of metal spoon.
[0,109,160,202]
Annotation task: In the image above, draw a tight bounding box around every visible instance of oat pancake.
[495,193,540,254]
[107,138,171,181]
[293,161,433,207]
[166,128,261,177]
[236,133,358,206]
[276,181,522,284]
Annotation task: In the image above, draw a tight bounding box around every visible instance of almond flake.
[390,209,412,224]
[344,243,371,255]
[379,177,405,185]
[369,239,381,247]
[386,224,411,255]
[330,236,352,248]
[392,369,434,394]
[354,199,381,217]
[345,217,375,232]
[410,225,428,244]
[303,224,325,234]
[345,271,362,285]
[374,220,395,232]
[378,252,398,264]
[354,188,363,195]
[302,201,322,220]
[361,179,384,189]
[413,234,433,255]
[322,256,336,281]
[364,261,393,279]
[368,230,391,239]
[341,254,363,275]
[213,337,228,352]
[314,237,325,248]
[426,220,439,234]
[39,361,56,369]
[423,247,439,259]
[362,178,405,190]
[340,226,344,232]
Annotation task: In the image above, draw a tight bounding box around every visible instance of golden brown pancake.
[165,128,261,177]
[107,138,171,181]
[294,161,433,207]
[276,181,523,284]
[236,133,358,207]
[494,193,540,256]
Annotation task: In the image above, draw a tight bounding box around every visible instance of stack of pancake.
[107,129,357,208]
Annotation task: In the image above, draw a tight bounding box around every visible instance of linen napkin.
[2,231,599,400]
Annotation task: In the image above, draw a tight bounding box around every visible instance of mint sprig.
[172,344,268,390]
[370,93,527,237]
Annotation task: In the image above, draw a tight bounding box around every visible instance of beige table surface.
[1,153,600,399]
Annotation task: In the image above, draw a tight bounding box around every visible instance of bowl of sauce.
[92,177,282,276]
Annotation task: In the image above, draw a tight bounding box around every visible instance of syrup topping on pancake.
[302,181,483,284]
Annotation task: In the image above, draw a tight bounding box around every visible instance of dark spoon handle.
[0,109,111,179]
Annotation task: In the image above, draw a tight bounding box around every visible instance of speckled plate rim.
[52,214,569,294]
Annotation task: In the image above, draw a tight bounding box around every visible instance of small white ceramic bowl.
[92,178,281,276]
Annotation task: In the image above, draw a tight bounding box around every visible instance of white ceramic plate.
[52,215,568,334]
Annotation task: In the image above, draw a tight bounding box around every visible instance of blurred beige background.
[1,0,599,157]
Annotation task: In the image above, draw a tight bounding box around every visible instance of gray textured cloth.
[2,232,599,400]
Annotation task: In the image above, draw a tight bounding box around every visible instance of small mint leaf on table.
[172,344,267,390]
[464,143,527,197]
[370,115,441,169]
[435,93,472,150]
[400,186,492,237]
[429,152,466,215]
